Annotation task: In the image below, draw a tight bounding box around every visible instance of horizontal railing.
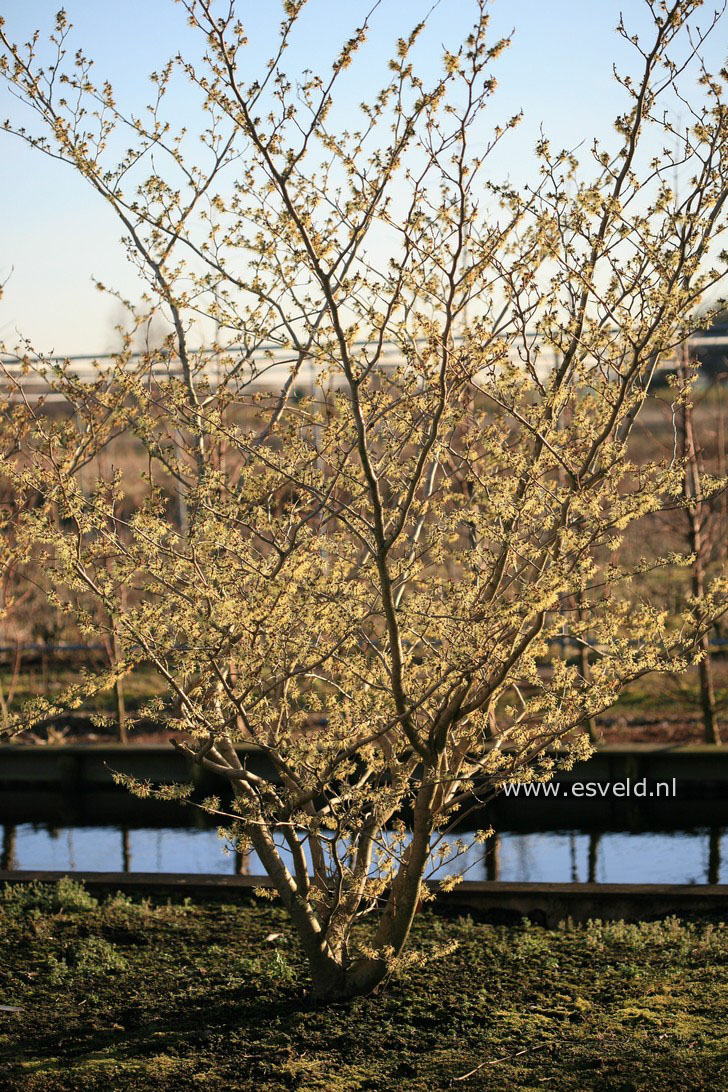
[6,332,725,403]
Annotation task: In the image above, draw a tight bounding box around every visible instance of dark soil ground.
[0,880,726,1090]
[8,658,727,746]
[11,711,713,746]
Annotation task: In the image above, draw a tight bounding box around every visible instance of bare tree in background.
[675,347,723,742]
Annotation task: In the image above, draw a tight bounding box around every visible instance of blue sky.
[1,0,725,354]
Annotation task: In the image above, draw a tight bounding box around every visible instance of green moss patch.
[0,880,726,1090]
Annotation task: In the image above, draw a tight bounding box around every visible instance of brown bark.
[1,824,17,871]
[485,831,501,881]
[115,673,127,745]
[577,592,596,743]
[678,353,721,745]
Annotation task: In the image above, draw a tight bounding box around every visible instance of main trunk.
[304,778,438,1002]
[307,953,388,1002]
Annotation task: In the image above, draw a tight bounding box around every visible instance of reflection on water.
[2,823,725,884]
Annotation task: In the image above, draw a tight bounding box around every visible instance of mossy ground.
[0,880,726,1090]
